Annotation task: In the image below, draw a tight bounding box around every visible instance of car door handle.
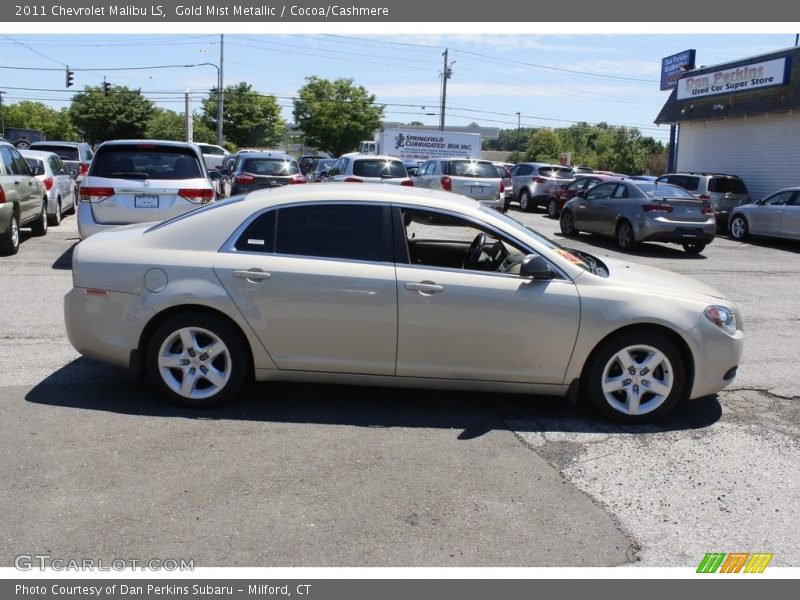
[405,281,444,294]
[233,270,271,281]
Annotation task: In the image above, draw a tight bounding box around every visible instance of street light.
[190,61,223,146]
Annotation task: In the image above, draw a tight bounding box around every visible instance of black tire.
[0,213,20,255]
[30,200,48,237]
[146,313,251,408]
[682,241,706,254]
[519,189,532,212]
[560,210,578,237]
[503,197,511,213]
[49,198,62,226]
[729,214,748,241]
[615,220,635,251]
[585,331,686,423]
[14,140,31,150]
[547,198,559,219]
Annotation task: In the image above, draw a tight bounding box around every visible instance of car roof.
[30,141,86,147]
[97,139,200,149]
[348,154,404,161]
[19,149,57,160]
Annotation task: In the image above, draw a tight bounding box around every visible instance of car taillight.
[79,187,114,203]
[43,177,54,191]
[643,204,674,213]
[701,205,715,215]
[499,181,505,193]
[0,187,5,204]
[79,163,88,175]
[698,194,710,200]
[290,174,306,184]
[440,176,452,191]
[532,176,546,183]
[401,179,414,187]
[178,188,215,204]
[234,174,255,185]
[344,177,363,183]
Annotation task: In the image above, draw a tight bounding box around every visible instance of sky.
[1,29,798,145]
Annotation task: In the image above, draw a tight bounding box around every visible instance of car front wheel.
[585,332,685,422]
[560,210,578,237]
[147,313,250,408]
[729,215,748,240]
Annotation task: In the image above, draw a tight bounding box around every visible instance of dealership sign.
[676,57,792,100]
[661,49,696,90]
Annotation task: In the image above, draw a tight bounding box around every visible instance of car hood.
[599,256,727,301]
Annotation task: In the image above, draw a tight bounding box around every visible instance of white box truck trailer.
[358,128,481,161]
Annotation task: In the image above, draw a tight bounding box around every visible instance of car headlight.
[704,305,737,336]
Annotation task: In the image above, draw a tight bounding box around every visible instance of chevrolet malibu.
[64,185,743,422]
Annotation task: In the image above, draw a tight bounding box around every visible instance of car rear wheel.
[49,198,62,226]
[0,214,20,255]
[615,220,635,251]
[560,210,578,237]
[147,313,250,408]
[30,201,48,236]
[519,189,532,212]
[585,332,685,423]
[682,241,706,254]
[547,198,559,219]
[729,215,748,240]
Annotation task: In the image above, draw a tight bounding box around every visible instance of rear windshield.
[30,144,78,161]
[90,145,203,180]
[353,159,407,178]
[538,166,574,179]
[445,160,499,178]
[24,158,43,172]
[242,158,300,176]
[638,183,697,199]
[198,144,225,156]
[709,177,748,194]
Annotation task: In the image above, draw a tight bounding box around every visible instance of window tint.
[90,145,203,179]
[538,166,574,179]
[515,164,532,176]
[275,204,392,262]
[444,160,499,178]
[709,177,748,194]
[24,158,43,174]
[7,147,31,175]
[762,191,793,206]
[235,210,276,252]
[49,155,64,173]
[352,159,406,178]
[611,185,628,199]
[242,158,300,176]
[30,144,79,161]
[587,183,614,200]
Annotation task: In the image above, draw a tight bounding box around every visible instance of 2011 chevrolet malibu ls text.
[64,184,743,423]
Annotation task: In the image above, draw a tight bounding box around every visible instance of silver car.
[21,149,77,226]
[324,154,413,186]
[77,140,216,239]
[655,173,750,230]
[510,162,575,211]
[65,184,743,423]
[560,180,716,254]
[414,158,504,211]
[728,187,800,242]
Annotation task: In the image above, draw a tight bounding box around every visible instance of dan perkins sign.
[677,57,792,100]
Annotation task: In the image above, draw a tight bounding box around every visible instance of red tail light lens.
[440,176,452,191]
[178,188,215,204]
[499,181,505,193]
[43,177,54,191]
[0,187,5,204]
[344,177,363,183]
[401,179,414,187]
[79,187,114,203]
[234,174,255,185]
[532,176,547,184]
[698,194,710,200]
[290,174,306,185]
[79,163,88,176]
[701,205,715,215]
[643,204,674,213]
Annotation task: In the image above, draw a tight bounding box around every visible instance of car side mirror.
[519,255,554,280]
[207,170,221,181]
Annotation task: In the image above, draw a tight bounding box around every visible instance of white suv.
[510,162,575,211]
[324,154,413,186]
[78,140,216,239]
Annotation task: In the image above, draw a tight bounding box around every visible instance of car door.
[510,163,532,201]
[749,190,792,235]
[394,206,580,384]
[572,182,616,233]
[214,202,398,375]
[1,146,37,223]
[50,155,72,208]
[780,191,800,239]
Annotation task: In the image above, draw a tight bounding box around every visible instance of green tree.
[525,128,562,163]
[3,101,79,140]
[200,82,284,148]
[69,86,154,145]
[144,108,217,144]
[293,76,384,157]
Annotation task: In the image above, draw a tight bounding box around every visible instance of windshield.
[353,159,407,178]
[637,182,697,199]
[446,160,500,178]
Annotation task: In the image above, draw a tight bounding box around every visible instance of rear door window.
[709,177,748,194]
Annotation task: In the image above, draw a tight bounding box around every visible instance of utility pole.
[439,49,453,132]
[185,90,193,142]
[217,34,224,147]
[0,91,5,135]
[515,112,521,158]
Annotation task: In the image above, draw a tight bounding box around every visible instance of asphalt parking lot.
[1,203,798,568]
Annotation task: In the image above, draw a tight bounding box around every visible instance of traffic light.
[102,81,111,96]
[65,67,74,88]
